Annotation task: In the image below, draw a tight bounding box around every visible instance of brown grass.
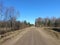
[43,28,60,40]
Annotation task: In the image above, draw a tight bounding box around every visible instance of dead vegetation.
[43,28,60,40]
[0,29,23,44]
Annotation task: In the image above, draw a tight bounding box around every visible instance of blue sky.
[0,0,60,24]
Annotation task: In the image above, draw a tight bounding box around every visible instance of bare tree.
[35,17,43,27]
[6,7,20,30]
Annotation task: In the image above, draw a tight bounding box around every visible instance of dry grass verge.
[43,28,60,40]
[0,30,23,44]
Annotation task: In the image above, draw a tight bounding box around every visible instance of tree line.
[0,3,33,34]
[35,17,60,27]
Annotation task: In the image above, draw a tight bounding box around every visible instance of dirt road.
[1,27,60,45]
